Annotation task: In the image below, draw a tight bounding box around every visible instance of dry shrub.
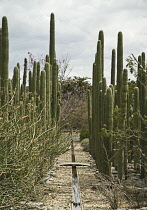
[0,106,70,208]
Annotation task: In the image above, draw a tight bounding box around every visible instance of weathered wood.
[58,162,90,167]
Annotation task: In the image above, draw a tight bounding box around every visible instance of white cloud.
[0,0,147,83]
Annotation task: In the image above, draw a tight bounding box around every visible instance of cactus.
[49,13,55,66]
[1,16,9,107]
[117,69,128,180]
[45,62,51,124]
[116,32,123,108]
[32,61,37,98]
[92,40,102,168]
[29,70,32,100]
[111,49,116,86]
[51,59,58,122]
[23,58,27,88]
[87,89,92,154]
[103,87,113,176]
[40,70,46,120]
[12,66,20,105]
[133,87,141,173]
[46,54,50,63]
[36,61,40,107]
[98,30,104,77]
[0,27,2,107]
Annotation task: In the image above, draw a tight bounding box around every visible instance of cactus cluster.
[88,30,147,180]
[0,13,60,132]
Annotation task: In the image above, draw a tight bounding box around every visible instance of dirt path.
[41,133,110,210]
[20,133,147,210]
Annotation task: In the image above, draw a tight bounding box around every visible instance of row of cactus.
[0,14,60,130]
[89,30,147,180]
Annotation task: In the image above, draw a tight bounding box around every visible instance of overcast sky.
[0,0,147,83]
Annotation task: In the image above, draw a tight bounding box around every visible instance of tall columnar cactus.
[111,49,116,86]
[40,70,46,121]
[22,58,27,88]
[1,16,9,107]
[116,32,123,108]
[87,89,92,154]
[0,27,2,107]
[46,54,50,63]
[36,61,40,106]
[137,55,142,110]
[103,87,113,176]
[96,89,103,172]
[57,81,61,123]
[32,61,37,98]
[45,62,51,124]
[133,87,141,173]
[98,30,104,77]
[29,70,32,100]
[49,13,55,66]
[92,40,102,167]
[13,66,20,105]
[51,59,58,122]
[138,52,147,178]
[117,69,128,180]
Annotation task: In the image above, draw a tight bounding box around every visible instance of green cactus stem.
[45,62,51,124]
[111,49,116,86]
[23,58,27,88]
[1,16,9,107]
[133,87,141,173]
[13,66,20,105]
[49,13,55,66]
[0,27,2,107]
[116,31,123,108]
[117,69,128,180]
[29,70,32,100]
[51,59,58,122]
[98,30,104,77]
[87,89,92,154]
[40,70,46,120]
[103,87,113,176]
[46,54,50,63]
